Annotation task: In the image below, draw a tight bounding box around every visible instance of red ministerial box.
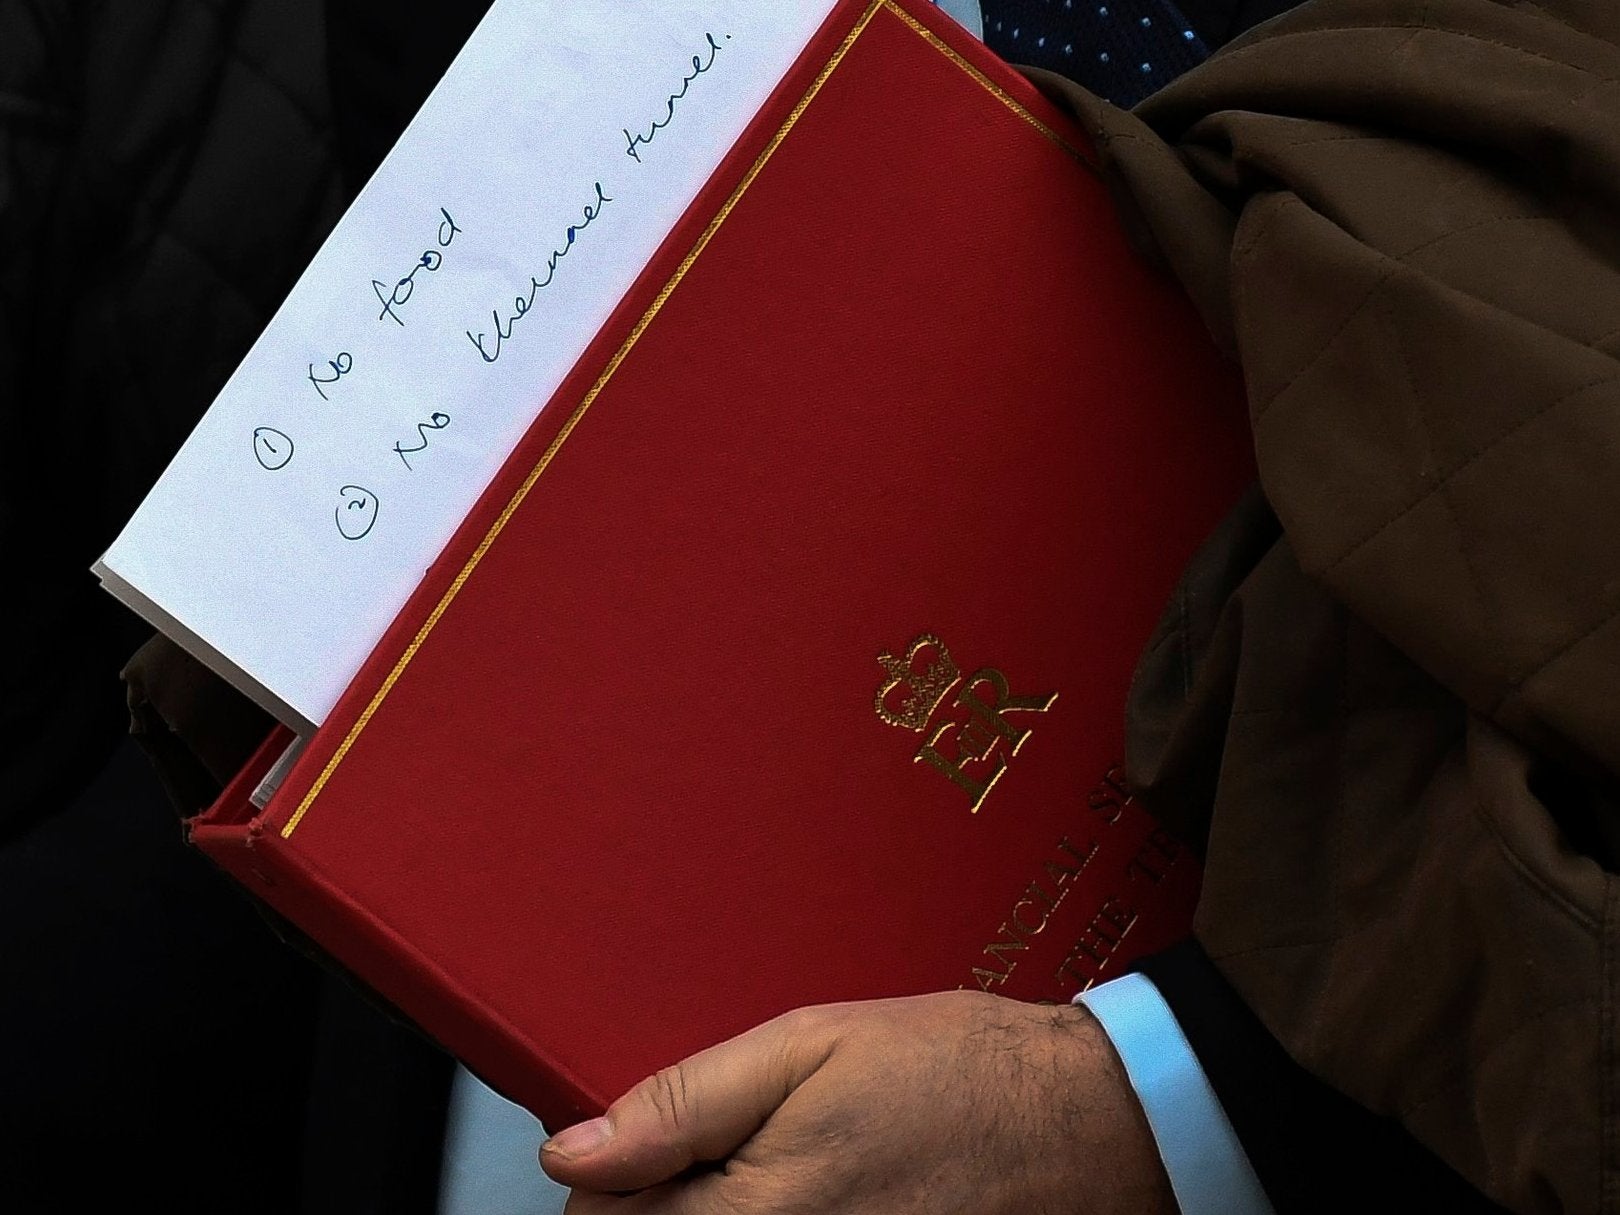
[190,0,1253,1131]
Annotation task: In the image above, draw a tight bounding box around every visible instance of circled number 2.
[335,485,379,541]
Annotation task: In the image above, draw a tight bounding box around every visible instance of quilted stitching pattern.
[1056,0,1620,1208]
[0,0,345,823]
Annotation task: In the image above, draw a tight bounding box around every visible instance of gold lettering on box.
[971,929,1030,992]
[965,834,1099,993]
[1009,887,1054,936]
[875,634,960,731]
[875,634,1056,814]
[1052,895,1139,991]
[1085,761,1132,825]
[1125,827,1181,884]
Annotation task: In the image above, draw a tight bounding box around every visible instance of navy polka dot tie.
[981,0,1208,106]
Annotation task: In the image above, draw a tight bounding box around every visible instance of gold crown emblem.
[875,634,961,731]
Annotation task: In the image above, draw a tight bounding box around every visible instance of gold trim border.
[283,0,1087,838]
[881,2,1095,167]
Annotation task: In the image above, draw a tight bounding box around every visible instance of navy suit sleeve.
[1132,941,1510,1213]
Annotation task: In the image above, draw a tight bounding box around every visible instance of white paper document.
[98,0,835,730]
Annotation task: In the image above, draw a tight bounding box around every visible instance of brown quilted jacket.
[1038,1,1620,1209]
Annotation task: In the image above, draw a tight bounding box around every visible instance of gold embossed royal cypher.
[875,634,1057,813]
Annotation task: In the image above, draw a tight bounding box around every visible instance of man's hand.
[540,990,1175,1214]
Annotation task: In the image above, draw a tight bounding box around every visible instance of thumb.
[540,1007,834,1192]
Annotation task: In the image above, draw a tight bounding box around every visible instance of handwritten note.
[98,0,836,729]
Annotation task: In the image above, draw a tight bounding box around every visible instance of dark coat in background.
[1,4,477,1210]
[0,0,480,830]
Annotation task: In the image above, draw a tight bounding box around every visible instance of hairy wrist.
[987,998,1176,1215]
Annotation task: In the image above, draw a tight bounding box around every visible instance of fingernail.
[544,1116,613,1159]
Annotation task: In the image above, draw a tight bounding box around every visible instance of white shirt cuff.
[1077,973,1275,1215]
